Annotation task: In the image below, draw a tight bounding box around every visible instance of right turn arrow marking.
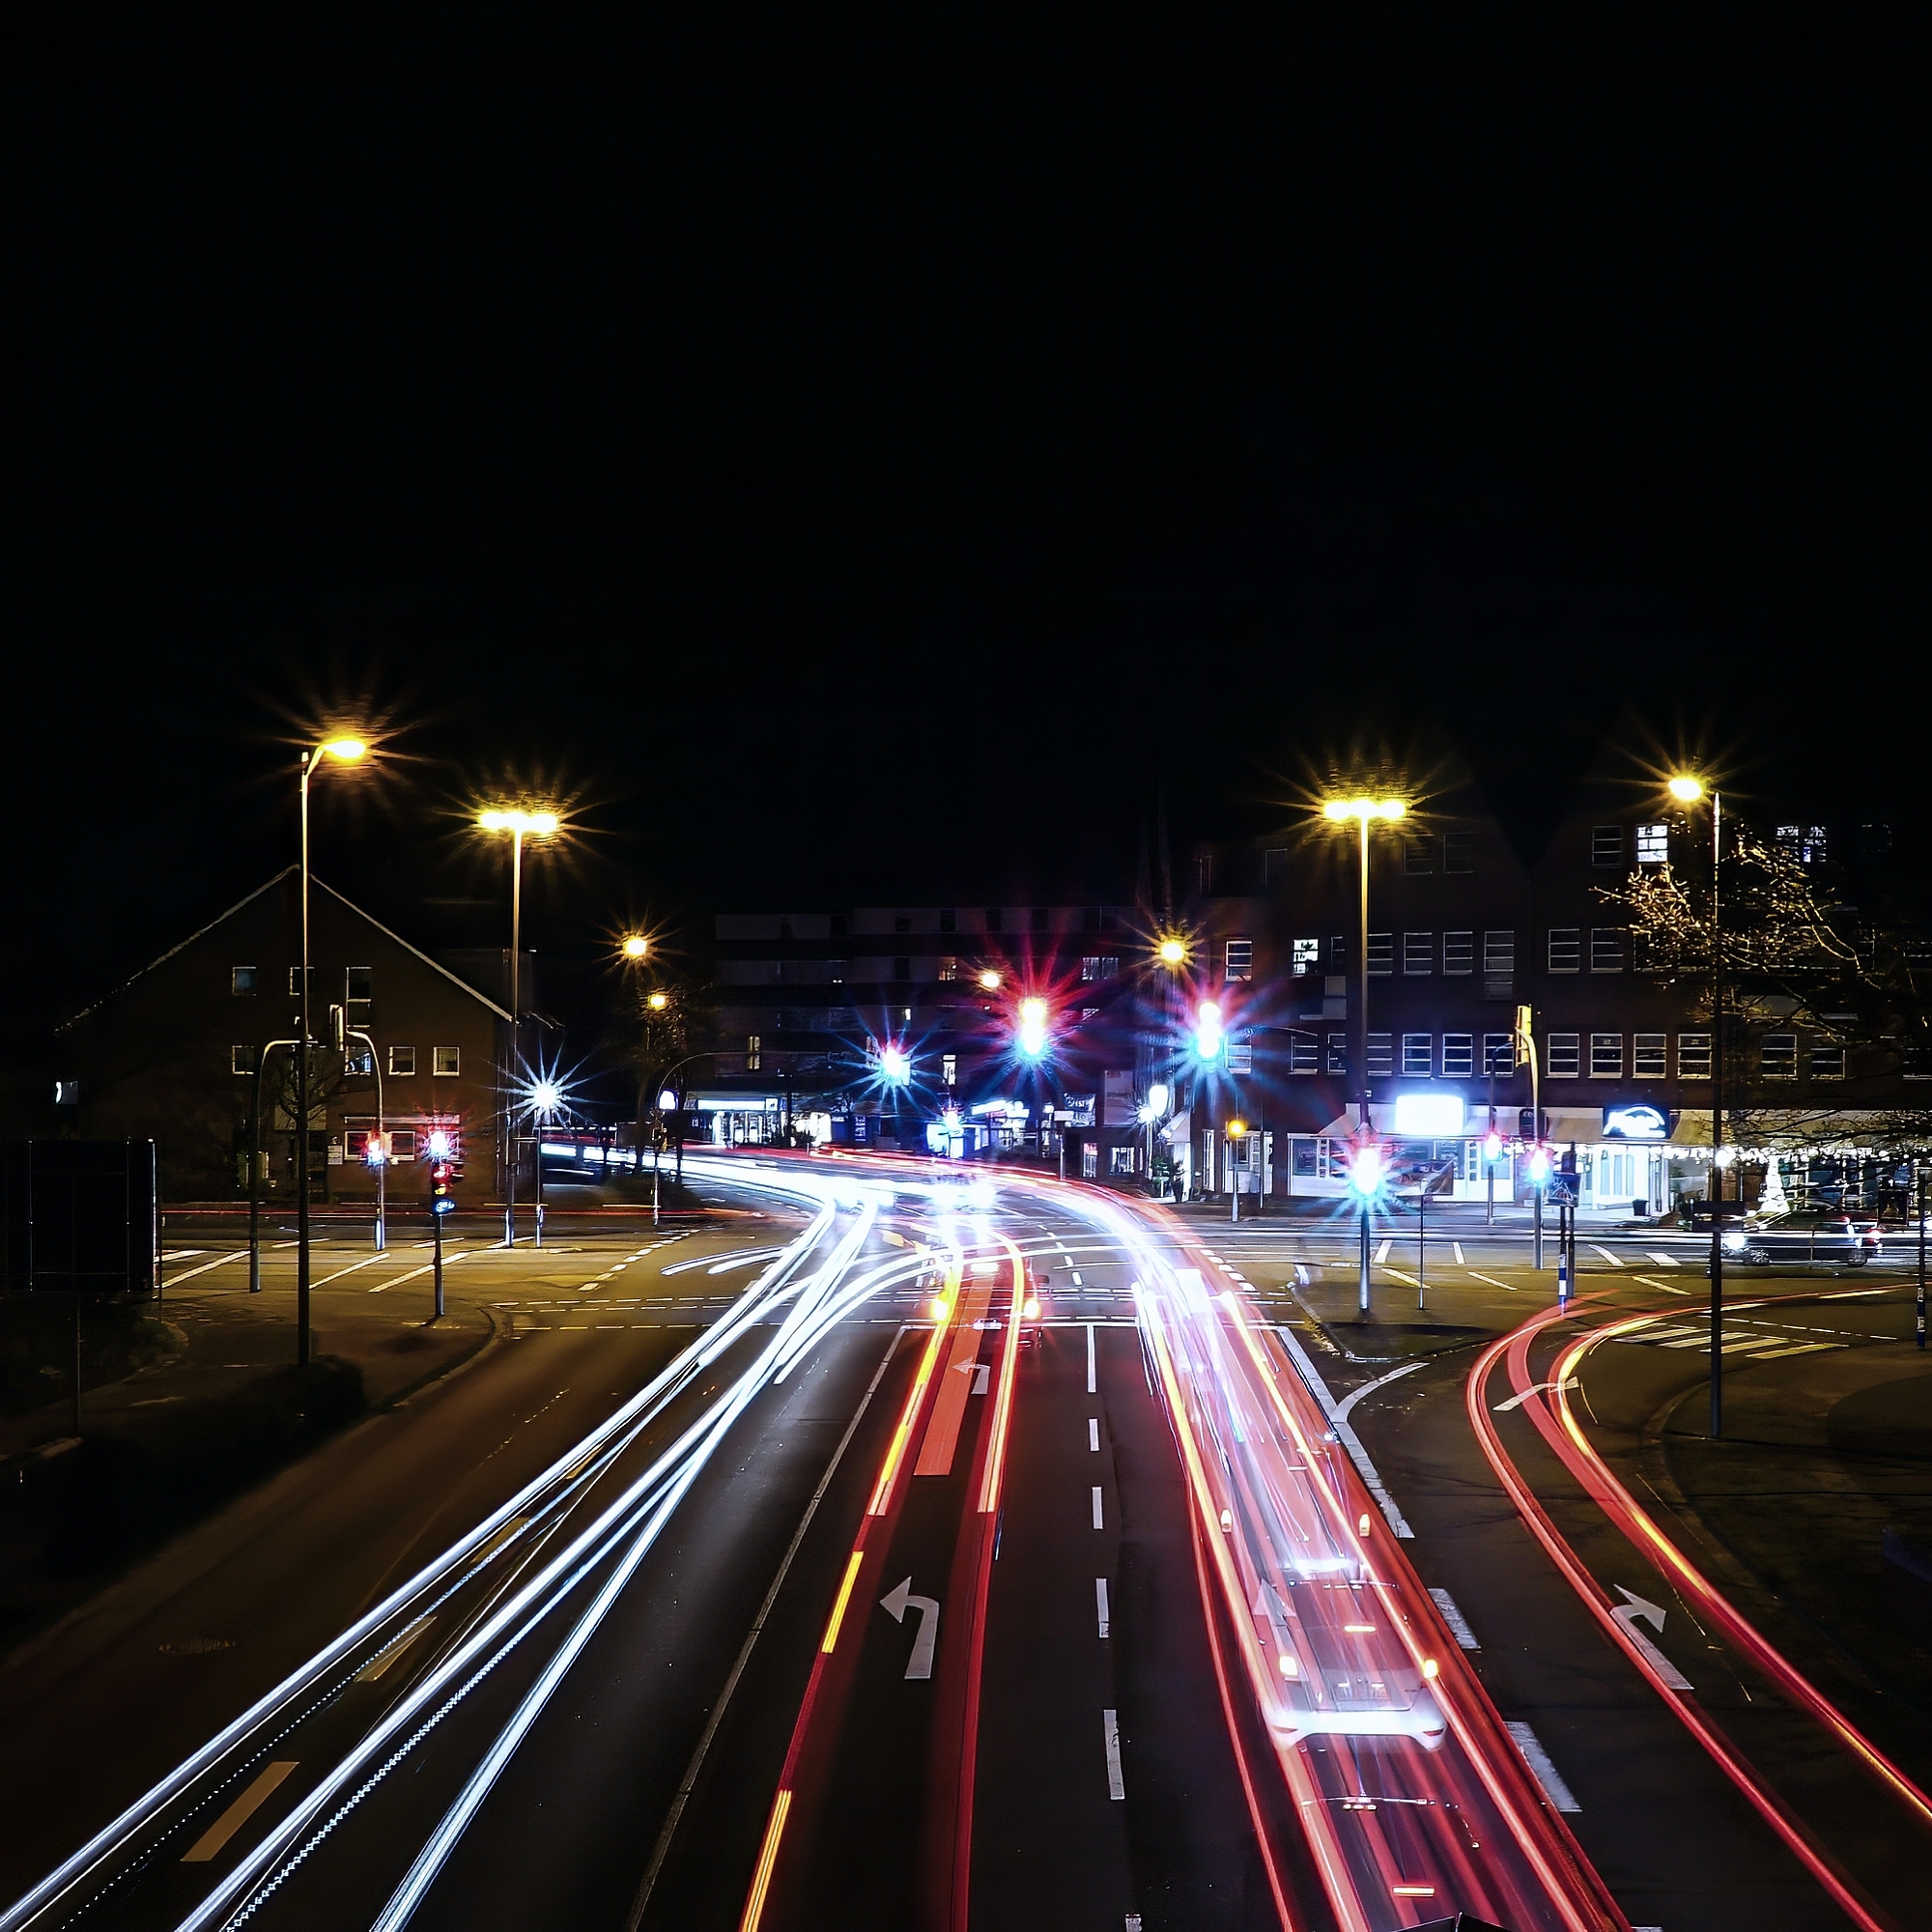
[1609,1584,1692,1690]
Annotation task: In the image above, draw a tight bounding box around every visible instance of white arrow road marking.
[953,1360,991,1395]
[1588,1244,1625,1266]
[878,1577,941,1680]
[1102,1709,1126,1800]
[1332,1359,1428,1427]
[1492,1378,1579,1413]
[1610,1585,1692,1690]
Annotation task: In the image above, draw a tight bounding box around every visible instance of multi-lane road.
[5,1162,1932,1930]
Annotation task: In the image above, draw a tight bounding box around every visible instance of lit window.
[1777,825,1828,865]
[231,1044,258,1075]
[1441,1033,1474,1076]
[942,1053,957,1086]
[1403,932,1434,977]
[1811,1041,1846,1079]
[1443,832,1475,874]
[1289,1034,1319,1073]
[747,1035,762,1071]
[1083,955,1121,982]
[231,966,258,996]
[346,1045,374,1076]
[1634,1033,1666,1078]
[1367,1034,1393,1078]
[432,1046,461,1076]
[1225,939,1253,981]
[1677,1033,1712,1079]
[938,956,958,981]
[54,1079,79,1105]
[1293,936,1320,972]
[1548,928,1581,974]
[1110,1146,1137,1176]
[1483,1033,1514,1075]
[1636,824,1669,866]
[1590,826,1624,867]
[1442,931,1473,975]
[1547,1033,1581,1078]
[1082,1145,1099,1179]
[1759,1034,1797,1079]
[389,1045,416,1076]
[1227,1041,1253,1073]
[1590,927,1626,974]
[1367,933,1393,978]
[1590,1033,1624,1079]
[1403,1033,1433,1076]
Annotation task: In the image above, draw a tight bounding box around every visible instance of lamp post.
[527,1078,562,1247]
[1670,773,1726,1437]
[1323,794,1408,1316]
[296,735,367,1365]
[478,807,559,1244]
[1226,1117,1248,1224]
[347,1026,386,1250]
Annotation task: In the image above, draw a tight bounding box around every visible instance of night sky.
[9,29,1928,1107]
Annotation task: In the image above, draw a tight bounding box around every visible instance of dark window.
[985,907,1002,932]
[347,966,373,1003]
[830,914,848,937]
[1032,907,1048,932]
[1404,838,1434,875]
[1591,826,1625,867]
[230,1044,257,1075]
[1443,832,1475,874]
[231,966,258,996]
[894,914,912,933]
[1084,906,1101,931]
[894,957,911,980]
[939,909,956,933]
[779,919,793,940]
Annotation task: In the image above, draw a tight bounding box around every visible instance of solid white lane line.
[1092,1487,1104,1529]
[1428,1588,1480,1649]
[1588,1244,1625,1266]
[1382,1266,1423,1288]
[181,1762,299,1862]
[163,1251,249,1286]
[355,1618,437,1683]
[1466,1271,1518,1292]
[1102,1710,1126,1800]
[1086,1322,1096,1394]
[311,1252,396,1289]
[1633,1275,1690,1295]
[1375,1238,1392,1264]
[1096,1578,1110,1638]
[1332,1359,1428,1427]
[1506,1722,1580,1811]
[1272,1325,1413,1538]
[1452,1242,1465,1264]
[1645,1251,1681,1267]
[1089,1418,1099,1452]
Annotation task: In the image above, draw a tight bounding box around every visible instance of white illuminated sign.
[1393,1094,1464,1136]
[1603,1104,1668,1141]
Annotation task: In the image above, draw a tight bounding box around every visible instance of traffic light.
[1194,1000,1225,1061]
[1016,998,1049,1060]
[1524,1144,1552,1186]
[1347,1137,1385,1199]
[1482,1111,1505,1164]
[425,1126,459,1216]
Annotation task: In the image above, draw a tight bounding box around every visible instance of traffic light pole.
[433,1197,445,1319]
[1356,812,1373,1317]
[1708,790,1725,1440]
[249,1039,296,1294]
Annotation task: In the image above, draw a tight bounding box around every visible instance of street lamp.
[621,933,649,959]
[477,806,560,1243]
[1322,793,1408,1314]
[1669,771,1727,1436]
[1155,935,1188,968]
[295,734,367,1364]
[1226,1117,1249,1224]
[527,1075,563,1246]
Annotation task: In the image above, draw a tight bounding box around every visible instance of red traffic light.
[1482,1128,1505,1162]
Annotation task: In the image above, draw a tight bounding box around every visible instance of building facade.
[53,869,513,1208]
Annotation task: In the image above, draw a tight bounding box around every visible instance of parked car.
[1722,1208,1882,1267]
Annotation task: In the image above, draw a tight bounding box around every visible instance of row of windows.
[1360,931,1519,977]
[881,907,1121,936]
[231,1044,461,1076]
[1274,1032,1717,1080]
[232,966,374,1000]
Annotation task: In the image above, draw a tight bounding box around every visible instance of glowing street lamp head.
[424,1128,454,1160]
[1148,1082,1170,1115]
[979,969,1003,991]
[647,990,668,1010]
[622,934,649,959]
[529,1080,562,1115]
[1156,936,1187,967]
[1667,774,1706,804]
[1225,1117,1248,1142]
[1348,1142,1384,1198]
[478,807,560,836]
[879,1045,911,1084]
[320,735,367,764]
[1483,1127,1505,1162]
[1323,795,1407,823]
[1525,1146,1552,1184]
